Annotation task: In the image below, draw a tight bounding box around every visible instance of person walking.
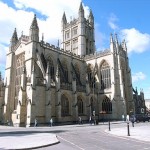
[89,116,92,125]
[34,118,37,127]
[50,118,53,127]
[79,117,82,125]
[122,114,125,121]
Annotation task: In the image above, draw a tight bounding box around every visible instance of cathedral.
[0,3,134,127]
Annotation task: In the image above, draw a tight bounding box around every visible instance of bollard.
[109,121,111,131]
[127,122,130,136]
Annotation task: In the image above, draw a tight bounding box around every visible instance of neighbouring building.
[0,3,133,127]
[133,88,146,115]
[145,99,150,114]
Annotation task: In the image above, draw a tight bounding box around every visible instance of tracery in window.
[100,61,111,89]
[48,57,55,81]
[77,96,83,115]
[15,53,25,96]
[74,64,80,85]
[60,61,68,83]
[61,94,69,116]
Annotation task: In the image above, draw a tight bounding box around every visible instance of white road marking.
[58,135,85,150]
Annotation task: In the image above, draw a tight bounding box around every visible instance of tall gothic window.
[60,61,68,83]
[102,97,112,113]
[87,64,96,88]
[74,64,80,85]
[48,57,54,81]
[100,61,111,89]
[90,97,95,114]
[87,64,92,85]
[77,96,83,115]
[61,94,69,116]
[15,53,25,96]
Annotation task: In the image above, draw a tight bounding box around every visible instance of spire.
[62,12,67,24]
[89,9,94,25]
[42,33,44,41]
[30,14,39,30]
[29,14,39,41]
[79,2,84,12]
[115,33,118,43]
[110,33,113,43]
[78,2,84,19]
[122,39,127,52]
[10,28,18,46]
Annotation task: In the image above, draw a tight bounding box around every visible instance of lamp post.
[127,121,130,136]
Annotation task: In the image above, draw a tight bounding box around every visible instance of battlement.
[65,18,78,29]
[84,49,111,60]
[21,35,30,42]
[40,40,83,60]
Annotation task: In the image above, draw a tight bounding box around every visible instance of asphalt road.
[0,122,150,150]
[40,123,150,150]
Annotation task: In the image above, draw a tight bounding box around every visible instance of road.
[40,122,150,150]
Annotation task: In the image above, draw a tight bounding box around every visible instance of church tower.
[61,2,95,56]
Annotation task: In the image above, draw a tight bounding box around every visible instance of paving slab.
[105,124,150,142]
[0,132,59,149]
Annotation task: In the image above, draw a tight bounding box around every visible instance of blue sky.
[0,0,150,98]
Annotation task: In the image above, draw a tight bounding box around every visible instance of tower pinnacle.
[29,14,39,41]
[30,14,39,30]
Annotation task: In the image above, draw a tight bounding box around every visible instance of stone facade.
[0,3,133,127]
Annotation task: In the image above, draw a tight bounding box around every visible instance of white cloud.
[132,72,146,83]
[108,13,119,30]
[120,28,150,53]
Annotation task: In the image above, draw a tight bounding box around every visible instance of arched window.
[87,64,93,86]
[74,64,80,85]
[100,61,111,89]
[90,97,95,114]
[60,61,68,83]
[48,57,54,81]
[61,94,69,116]
[102,97,112,113]
[77,96,83,115]
[15,53,25,96]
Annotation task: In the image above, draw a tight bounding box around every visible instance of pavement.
[105,122,150,142]
[0,126,59,150]
[0,122,150,149]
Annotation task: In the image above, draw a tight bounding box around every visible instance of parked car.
[130,114,150,122]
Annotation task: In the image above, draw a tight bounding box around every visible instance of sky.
[0,0,150,99]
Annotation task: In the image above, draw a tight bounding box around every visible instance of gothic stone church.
[1,3,134,127]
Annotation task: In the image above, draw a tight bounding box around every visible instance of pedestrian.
[131,116,135,127]
[89,116,92,125]
[122,114,124,121]
[79,117,82,125]
[50,118,53,127]
[126,115,129,122]
[34,118,37,127]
